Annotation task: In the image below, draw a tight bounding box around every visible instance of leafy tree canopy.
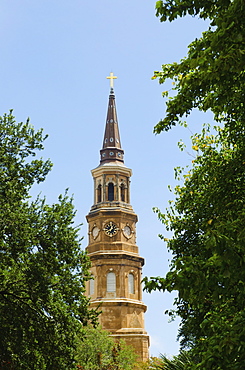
[135,352,195,370]
[145,121,245,369]
[156,351,194,370]
[0,111,98,369]
[153,0,245,143]
[144,1,245,369]
[76,326,137,370]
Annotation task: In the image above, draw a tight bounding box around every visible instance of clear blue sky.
[0,0,210,357]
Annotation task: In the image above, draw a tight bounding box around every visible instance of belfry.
[85,74,149,361]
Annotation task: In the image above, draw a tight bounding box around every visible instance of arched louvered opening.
[97,184,102,203]
[89,276,95,296]
[120,183,125,202]
[108,182,114,201]
[107,271,116,292]
[128,273,135,294]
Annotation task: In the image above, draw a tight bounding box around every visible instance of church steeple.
[85,75,149,362]
[100,74,124,164]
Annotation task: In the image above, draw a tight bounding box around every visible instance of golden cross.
[106,72,117,89]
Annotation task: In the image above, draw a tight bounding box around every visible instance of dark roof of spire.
[100,89,124,164]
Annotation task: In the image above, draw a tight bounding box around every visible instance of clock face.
[104,221,118,237]
[92,226,99,239]
[123,225,132,238]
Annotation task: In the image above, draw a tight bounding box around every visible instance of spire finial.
[106,72,117,89]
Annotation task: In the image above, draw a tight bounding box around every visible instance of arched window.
[89,276,94,296]
[107,271,116,292]
[128,273,135,294]
[97,184,102,203]
[108,182,114,201]
[120,183,125,202]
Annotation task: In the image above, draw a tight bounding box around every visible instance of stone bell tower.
[85,73,149,361]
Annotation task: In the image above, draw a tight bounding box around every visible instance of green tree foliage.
[76,326,137,370]
[156,351,194,370]
[136,353,194,370]
[0,111,98,369]
[135,356,170,370]
[144,1,245,369]
[153,0,245,141]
